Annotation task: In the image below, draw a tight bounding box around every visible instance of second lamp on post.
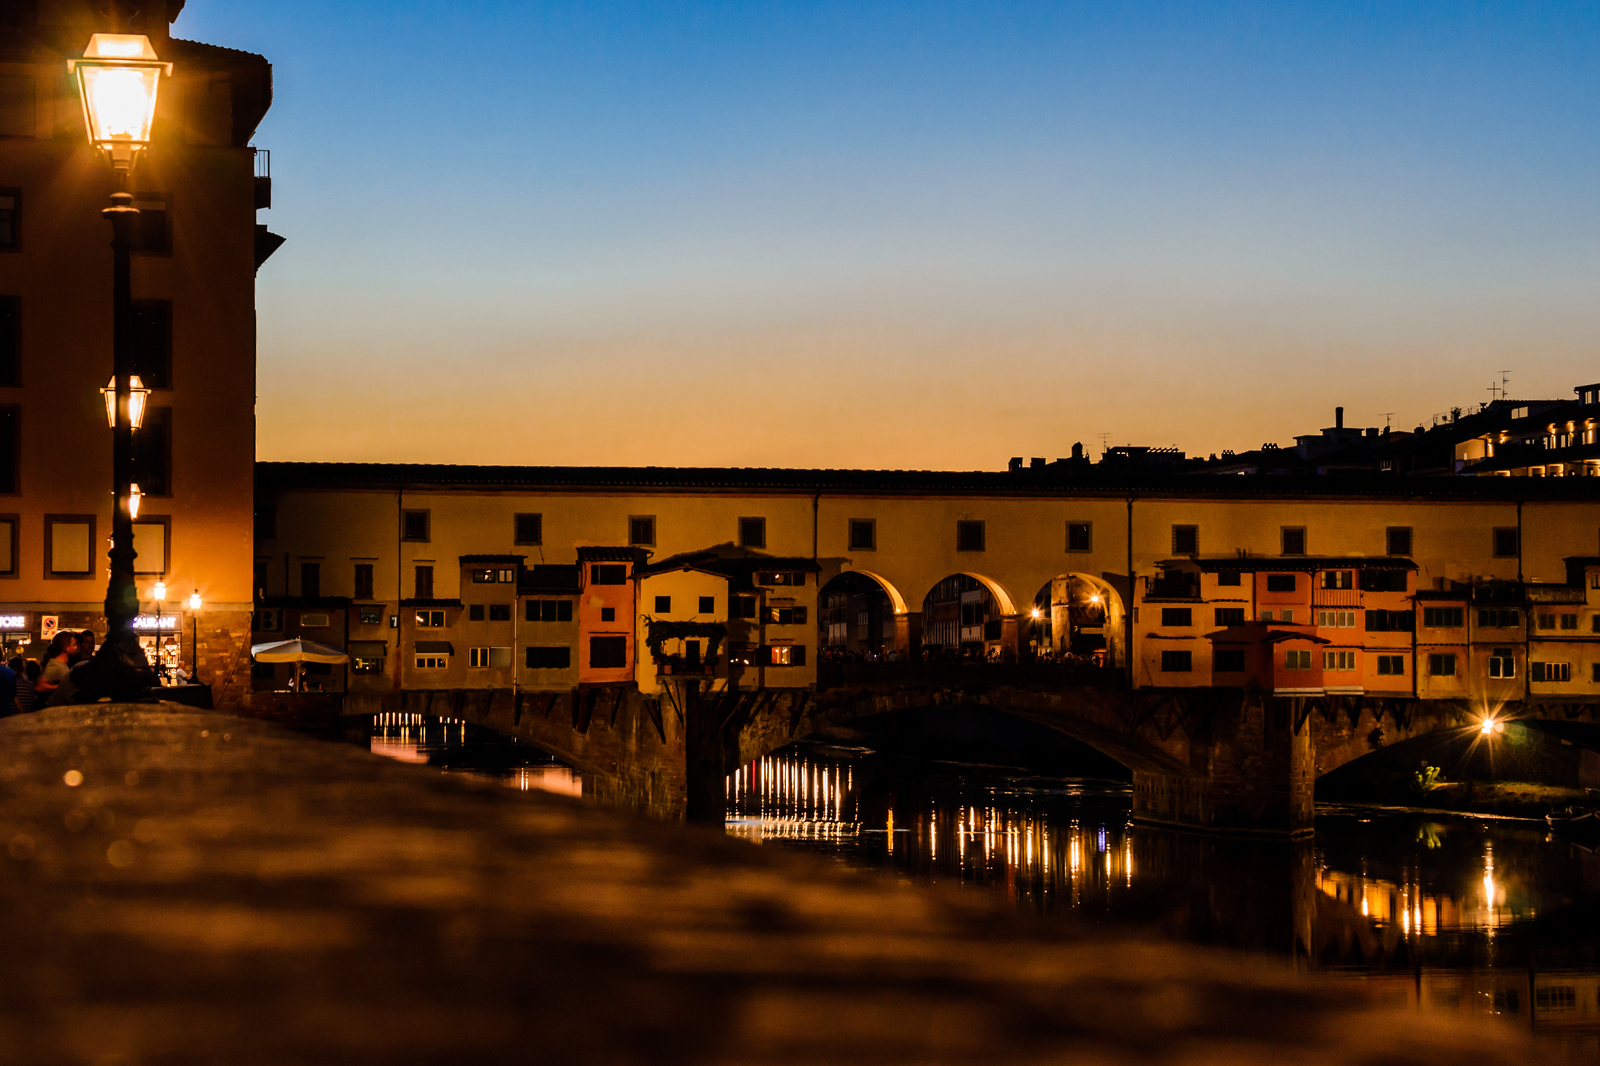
[69,31,171,701]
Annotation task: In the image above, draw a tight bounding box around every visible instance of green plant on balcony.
[642,618,727,666]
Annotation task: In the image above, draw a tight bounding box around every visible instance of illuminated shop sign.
[0,615,25,630]
[133,615,179,631]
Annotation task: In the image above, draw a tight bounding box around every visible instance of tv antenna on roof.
[1501,369,1511,398]
[1382,412,1394,431]
[1488,381,1500,401]
[1097,432,1111,454]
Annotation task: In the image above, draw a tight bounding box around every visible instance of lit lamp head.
[128,482,143,519]
[69,34,172,174]
[151,578,165,601]
[101,374,149,429]
[188,590,201,611]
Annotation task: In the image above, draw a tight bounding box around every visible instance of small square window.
[654,595,671,613]
[1161,607,1192,627]
[698,596,715,614]
[1160,650,1192,672]
[1066,521,1092,552]
[489,604,512,622]
[1266,574,1296,593]
[402,510,430,542]
[1281,527,1306,556]
[514,513,542,545]
[629,515,655,546]
[357,605,383,625]
[848,519,876,551]
[738,517,766,549]
[1386,526,1413,556]
[469,604,485,621]
[600,606,615,622]
[1429,653,1456,676]
[1493,527,1519,558]
[956,520,985,552]
[1376,655,1405,676]
[1172,525,1198,555]
[1216,571,1241,586]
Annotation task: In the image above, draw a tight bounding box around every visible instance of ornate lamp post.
[69,32,171,700]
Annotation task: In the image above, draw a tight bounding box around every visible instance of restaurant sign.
[133,614,179,631]
[0,615,26,630]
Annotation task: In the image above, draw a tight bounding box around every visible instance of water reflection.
[731,743,1600,1058]
[367,713,582,797]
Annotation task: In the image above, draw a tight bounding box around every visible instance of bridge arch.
[1031,572,1126,669]
[820,570,910,658]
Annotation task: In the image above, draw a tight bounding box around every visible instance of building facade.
[0,0,276,700]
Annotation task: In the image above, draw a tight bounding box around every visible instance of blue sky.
[180,1,1600,466]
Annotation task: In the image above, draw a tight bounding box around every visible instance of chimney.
[1008,457,1022,472]
[1335,406,1344,430]
[1071,442,1084,460]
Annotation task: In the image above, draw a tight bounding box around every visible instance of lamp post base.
[75,626,155,703]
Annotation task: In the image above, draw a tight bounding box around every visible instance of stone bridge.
[348,671,1600,835]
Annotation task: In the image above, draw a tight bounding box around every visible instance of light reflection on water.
[730,743,1600,1059]
[367,713,582,797]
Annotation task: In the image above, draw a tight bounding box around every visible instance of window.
[1322,570,1353,590]
[526,600,573,622]
[402,510,429,542]
[1386,527,1413,556]
[514,513,542,545]
[357,605,384,625]
[489,604,511,622]
[469,604,484,621]
[1214,649,1246,672]
[1365,609,1414,632]
[1216,571,1241,586]
[1160,650,1192,672]
[628,516,655,546]
[413,565,434,599]
[764,605,808,625]
[1429,654,1457,677]
[1489,649,1516,678]
[1538,612,1556,629]
[1422,607,1463,628]
[1532,662,1571,683]
[1478,608,1519,628]
[590,635,628,669]
[469,647,508,668]
[1285,649,1312,670]
[128,517,169,575]
[526,646,571,669]
[846,518,877,551]
[1171,525,1198,555]
[45,515,94,577]
[600,607,615,622]
[1317,610,1356,628]
[415,655,448,670]
[1536,986,1577,1012]
[352,655,385,674]
[590,564,626,585]
[132,406,170,496]
[738,517,766,549]
[1493,527,1519,558]
[1324,651,1356,671]
[1376,655,1405,676]
[1266,574,1296,593]
[415,609,445,627]
[956,520,985,552]
[1260,610,1273,622]
[129,193,170,254]
[756,571,806,587]
[300,561,320,599]
[1281,527,1306,556]
[768,644,807,666]
[654,595,671,614]
[1215,608,1245,625]
[0,295,16,386]
[470,568,498,583]
[1066,521,1092,552]
[733,595,757,619]
[0,190,17,250]
[1561,613,1578,630]
[354,563,374,600]
[299,612,330,628]
[130,300,171,388]
[698,596,715,614]
[1161,608,1192,627]
[1358,569,1408,592]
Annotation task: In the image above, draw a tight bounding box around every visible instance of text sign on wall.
[0,615,25,630]
[133,615,179,631]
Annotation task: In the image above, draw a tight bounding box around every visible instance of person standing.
[34,633,76,703]
[9,656,33,714]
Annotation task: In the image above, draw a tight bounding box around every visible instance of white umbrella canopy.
[250,638,349,664]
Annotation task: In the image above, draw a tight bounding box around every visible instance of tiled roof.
[575,546,649,562]
[256,461,1600,501]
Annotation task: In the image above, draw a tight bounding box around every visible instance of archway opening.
[820,571,901,660]
[921,573,1015,661]
[1031,573,1126,669]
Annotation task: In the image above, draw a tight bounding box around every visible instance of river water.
[364,714,1600,1059]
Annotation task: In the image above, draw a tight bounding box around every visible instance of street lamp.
[69,31,170,701]
[101,375,149,429]
[188,590,202,684]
